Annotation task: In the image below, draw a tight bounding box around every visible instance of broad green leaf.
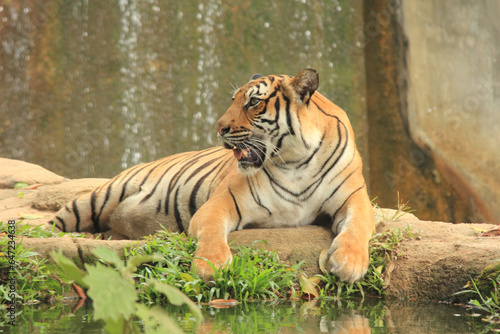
[308,276,322,285]
[50,250,87,287]
[148,280,203,321]
[180,273,196,282]
[103,316,125,334]
[135,303,184,334]
[91,247,125,270]
[18,213,44,220]
[126,254,163,273]
[299,273,319,298]
[14,182,28,189]
[83,262,137,321]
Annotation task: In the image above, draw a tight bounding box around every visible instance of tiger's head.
[216,68,319,174]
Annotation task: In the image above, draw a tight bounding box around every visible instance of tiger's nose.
[216,125,230,136]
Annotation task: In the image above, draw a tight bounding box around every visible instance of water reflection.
[0,299,492,334]
[0,0,367,178]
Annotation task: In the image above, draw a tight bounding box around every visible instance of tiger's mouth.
[223,141,266,169]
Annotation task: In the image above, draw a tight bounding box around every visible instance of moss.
[475,262,500,296]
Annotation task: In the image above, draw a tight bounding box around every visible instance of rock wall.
[401,0,500,223]
[364,0,499,224]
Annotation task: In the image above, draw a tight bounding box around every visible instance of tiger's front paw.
[192,243,232,282]
[323,235,370,284]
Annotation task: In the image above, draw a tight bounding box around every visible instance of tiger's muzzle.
[221,139,266,169]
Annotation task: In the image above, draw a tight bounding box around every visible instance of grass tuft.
[127,231,299,303]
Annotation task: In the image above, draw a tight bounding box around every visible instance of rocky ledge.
[1,158,499,301]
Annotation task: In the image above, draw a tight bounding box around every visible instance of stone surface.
[376,220,500,301]
[401,1,500,223]
[32,178,109,211]
[0,158,66,189]
[0,176,108,226]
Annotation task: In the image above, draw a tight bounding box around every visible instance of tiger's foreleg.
[188,195,238,282]
[325,186,375,283]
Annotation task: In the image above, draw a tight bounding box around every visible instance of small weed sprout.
[372,192,416,221]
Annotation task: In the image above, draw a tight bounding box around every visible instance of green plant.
[455,262,500,327]
[0,222,70,304]
[14,182,28,198]
[0,220,86,239]
[128,231,300,303]
[51,247,202,334]
[208,243,299,301]
[372,192,416,221]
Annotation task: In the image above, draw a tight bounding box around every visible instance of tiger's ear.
[290,69,319,104]
[250,73,264,81]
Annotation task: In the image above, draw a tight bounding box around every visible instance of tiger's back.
[51,147,237,238]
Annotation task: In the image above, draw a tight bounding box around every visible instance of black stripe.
[268,179,302,206]
[119,162,158,202]
[253,123,266,131]
[263,88,278,103]
[114,162,149,185]
[165,148,224,215]
[274,133,288,152]
[90,191,100,233]
[173,187,185,233]
[140,154,186,205]
[187,158,224,216]
[259,118,276,125]
[313,100,337,118]
[54,216,66,232]
[331,184,366,233]
[283,95,295,135]
[299,177,323,201]
[95,183,113,225]
[313,119,348,178]
[256,104,268,116]
[263,167,322,199]
[206,155,233,201]
[247,176,272,215]
[72,199,81,232]
[156,199,162,214]
[297,131,326,169]
[229,188,242,230]
[318,168,360,213]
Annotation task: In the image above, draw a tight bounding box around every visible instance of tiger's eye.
[249,97,260,107]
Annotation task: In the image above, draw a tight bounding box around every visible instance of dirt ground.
[1,158,499,301]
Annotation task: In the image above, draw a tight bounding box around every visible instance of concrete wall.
[401,1,500,222]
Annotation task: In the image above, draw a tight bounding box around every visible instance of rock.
[377,219,500,301]
[0,174,107,226]
[229,225,334,278]
[0,158,66,189]
[32,178,109,211]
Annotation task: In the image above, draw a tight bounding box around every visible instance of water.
[0,0,367,179]
[0,299,492,333]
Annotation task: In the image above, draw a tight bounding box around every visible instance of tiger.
[49,69,375,283]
